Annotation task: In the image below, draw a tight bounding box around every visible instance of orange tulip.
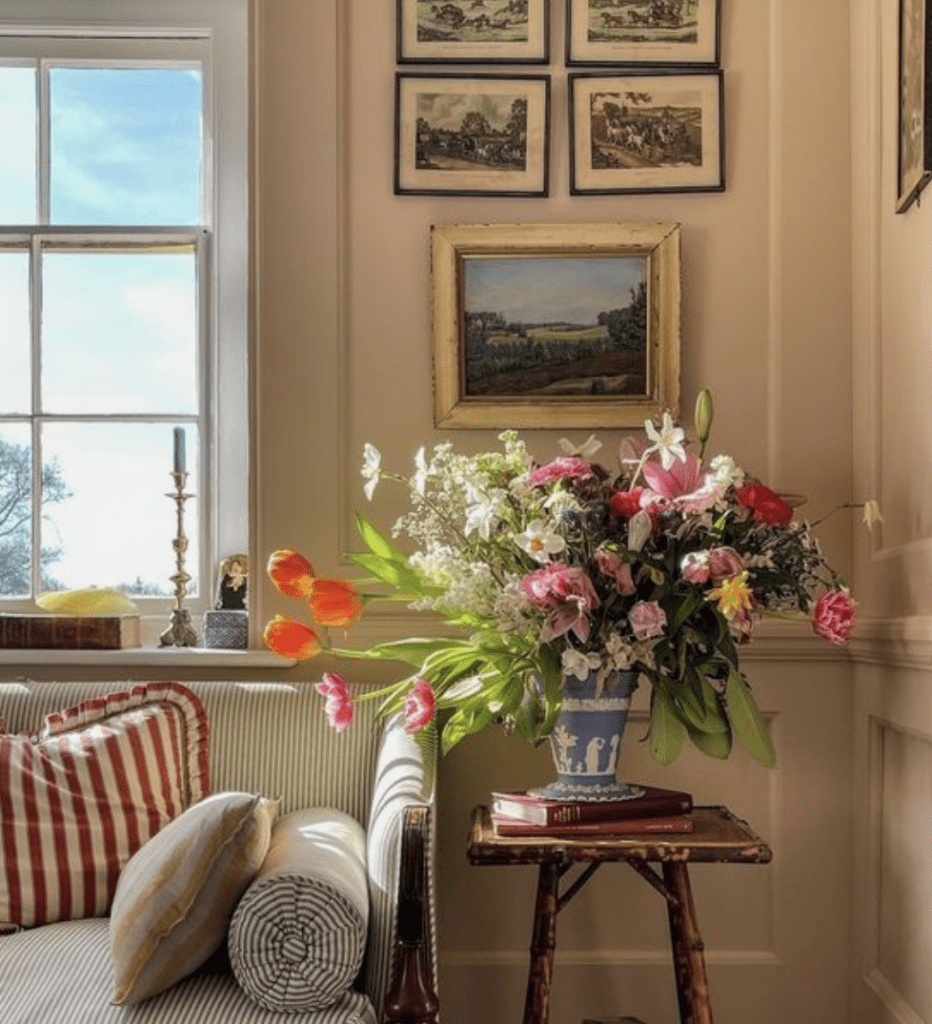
[309,578,364,628]
[267,549,315,597]
[263,615,321,659]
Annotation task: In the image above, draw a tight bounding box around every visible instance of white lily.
[361,443,382,501]
[411,446,430,496]
[644,412,687,470]
[515,519,566,563]
[464,487,507,540]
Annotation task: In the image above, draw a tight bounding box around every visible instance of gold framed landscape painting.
[569,70,724,195]
[397,0,549,63]
[566,0,721,66]
[431,222,681,429]
[395,73,550,196]
[897,0,932,212]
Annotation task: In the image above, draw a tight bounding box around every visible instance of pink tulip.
[403,678,436,733]
[708,547,745,581]
[315,672,354,732]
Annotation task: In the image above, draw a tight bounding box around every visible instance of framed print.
[566,0,721,66]
[397,0,549,64]
[395,74,550,197]
[431,221,681,429]
[569,70,724,195]
[897,0,932,212]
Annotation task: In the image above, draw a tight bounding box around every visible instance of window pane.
[0,251,31,413]
[0,423,34,597]
[0,66,37,224]
[50,67,203,226]
[40,422,198,596]
[42,250,197,414]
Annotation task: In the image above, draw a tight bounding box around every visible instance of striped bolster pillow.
[0,681,209,932]
[228,808,369,1012]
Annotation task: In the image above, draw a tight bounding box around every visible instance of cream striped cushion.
[0,682,209,932]
[110,791,277,1005]
[228,808,369,1012]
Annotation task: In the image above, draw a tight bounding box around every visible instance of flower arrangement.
[265,391,877,768]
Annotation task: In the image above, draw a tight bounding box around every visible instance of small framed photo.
[569,70,724,195]
[566,0,721,66]
[897,0,932,212]
[397,0,549,64]
[395,73,550,197]
[216,554,248,611]
[431,221,681,429]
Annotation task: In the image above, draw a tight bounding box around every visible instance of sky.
[0,63,203,595]
[463,255,646,324]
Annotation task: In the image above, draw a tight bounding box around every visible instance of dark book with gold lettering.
[491,812,694,838]
[0,614,142,650]
[489,784,693,826]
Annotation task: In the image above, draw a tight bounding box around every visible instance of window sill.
[0,648,295,668]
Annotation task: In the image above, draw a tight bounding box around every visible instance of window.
[0,2,247,634]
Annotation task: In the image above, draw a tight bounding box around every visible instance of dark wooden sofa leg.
[383,806,440,1024]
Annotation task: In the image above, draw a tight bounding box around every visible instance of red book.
[491,812,695,838]
[489,784,693,826]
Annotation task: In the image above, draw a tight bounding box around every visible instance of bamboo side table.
[466,805,772,1024]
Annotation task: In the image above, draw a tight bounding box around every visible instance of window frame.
[0,1,248,637]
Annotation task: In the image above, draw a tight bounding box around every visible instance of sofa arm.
[365,716,439,1024]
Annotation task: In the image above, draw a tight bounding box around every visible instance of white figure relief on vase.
[551,724,577,773]
[585,736,605,774]
[608,733,620,770]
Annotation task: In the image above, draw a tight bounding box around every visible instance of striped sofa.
[0,679,439,1024]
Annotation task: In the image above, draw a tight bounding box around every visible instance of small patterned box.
[203,610,248,650]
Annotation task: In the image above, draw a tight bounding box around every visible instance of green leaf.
[684,719,732,759]
[725,670,776,768]
[537,646,563,737]
[649,689,686,764]
[347,552,429,595]
[356,637,467,666]
[355,512,409,563]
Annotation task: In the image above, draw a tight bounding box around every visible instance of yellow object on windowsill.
[35,588,139,617]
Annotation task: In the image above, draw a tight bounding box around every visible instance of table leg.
[662,861,714,1024]
[522,861,559,1024]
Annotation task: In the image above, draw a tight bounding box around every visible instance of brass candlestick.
[159,470,199,647]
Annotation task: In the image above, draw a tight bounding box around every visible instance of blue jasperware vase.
[532,669,644,803]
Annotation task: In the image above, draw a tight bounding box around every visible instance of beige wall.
[253,2,856,1023]
[850,1,932,1022]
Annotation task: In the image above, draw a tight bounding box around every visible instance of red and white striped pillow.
[0,682,209,932]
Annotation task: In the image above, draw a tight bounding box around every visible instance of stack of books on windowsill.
[489,784,694,838]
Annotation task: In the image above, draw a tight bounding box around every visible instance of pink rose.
[813,589,857,645]
[629,600,667,640]
[520,562,600,643]
[527,457,593,488]
[403,678,436,733]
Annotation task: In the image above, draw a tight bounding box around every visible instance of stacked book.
[490,784,694,838]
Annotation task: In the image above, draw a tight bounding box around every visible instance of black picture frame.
[394,73,551,197]
[897,0,932,212]
[566,0,721,67]
[569,69,724,195]
[397,0,549,64]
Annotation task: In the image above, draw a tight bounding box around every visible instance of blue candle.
[173,427,185,473]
